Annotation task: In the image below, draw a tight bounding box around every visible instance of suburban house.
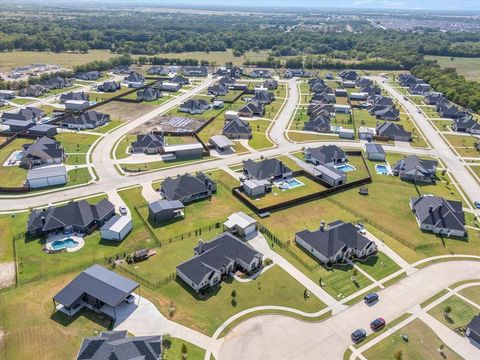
[155,81,182,92]
[309,103,334,117]
[243,158,293,181]
[313,164,347,186]
[208,83,229,96]
[263,79,278,90]
[365,143,386,161]
[170,75,190,85]
[61,110,110,130]
[295,220,377,266]
[123,72,145,88]
[137,87,162,102]
[160,172,217,204]
[249,69,271,78]
[356,78,373,88]
[41,76,72,90]
[182,66,208,77]
[20,136,65,169]
[75,71,101,81]
[409,83,430,95]
[398,73,421,87]
[453,116,480,134]
[393,155,437,183]
[100,214,133,241]
[374,106,400,121]
[147,65,165,75]
[2,119,35,131]
[111,65,131,74]
[253,89,274,104]
[148,199,185,224]
[361,85,381,97]
[305,145,346,166]
[216,66,243,78]
[338,70,358,81]
[76,331,161,360]
[242,179,272,197]
[27,198,115,236]
[176,232,263,293]
[358,126,376,141]
[0,89,16,99]
[59,91,89,104]
[27,165,67,189]
[436,99,465,119]
[376,122,412,141]
[219,76,236,86]
[222,118,252,139]
[285,69,312,78]
[1,107,45,123]
[18,84,47,97]
[410,196,466,237]
[179,99,210,115]
[370,95,393,107]
[238,100,264,117]
[304,115,331,133]
[424,92,443,105]
[97,81,121,92]
[53,265,139,322]
[311,92,335,104]
[28,124,58,138]
[131,133,165,154]
[223,212,257,238]
[466,315,480,344]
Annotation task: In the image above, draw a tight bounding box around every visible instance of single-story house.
[339,70,358,81]
[424,92,443,105]
[76,331,161,360]
[147,65,165,75]
[365,143,386,161]
[97,81,121,92]
[111,65,131,74]
[304,115,331,133]
[27,165,67,189]
[376,122,411,142]
[284,69,312,78]
[100,214,133,241]
[242,179,272,197]
[41,76,72,90]
[160,172,216,204]
[253,89,274,105]
[75,71,101,81]
[131,133,164,154]
[59,92,89,104]
[53,265,139,321]
[65,100,90,111]
[170,75,190,85]
[148,199,185,224]
[61,110,110,130]
[209,135,234,152]
[409,83,430,95]
[208,83,229,96]
[453,116,480,134]
[20,136,65,169]
[243,158,293,181]
[176,232,263,293]
[466,315,480,344]
[3,119,35,132]
[179,99,210,115]
[137,88,162,102]
[182,66,208,77]
[356,78,373,88]
[18,84,47,97]
[295,220,377,266]
[392,155,437,183]
[27,198,115,236]
[28,124,58,138]
[222,118,252,139]
[238,100,264,118]
[1,106,45,123]
[305,145,347,166]
[374,106,400,121]
[358,126,376,141]
[223,212,257,238]
[410,196,466,237]
[249,69,271,78]
[263,79,278,90]
[313,164,347,186]
[360,85,381,97]
[123,72,145,88]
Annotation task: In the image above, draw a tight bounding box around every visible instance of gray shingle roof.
[376,122,411,139]
[148,199,184,214]
[467,315,480,335]
[21,136,63,164]
[393,155,437,178]
[410,196,465,233]
[161,172,215,202]
[306,145,346,164]
[365,143,385,155]
[132,133,164,150]
[222,118,252,137]
[243,158,292,180]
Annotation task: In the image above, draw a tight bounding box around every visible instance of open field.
[426,55,480,81]
[428,294,479,331]
[363,319,462,360]
[444,134,480,158]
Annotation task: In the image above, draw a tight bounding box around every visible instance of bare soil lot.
[93,101,158,122]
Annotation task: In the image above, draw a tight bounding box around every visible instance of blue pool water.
[375,164,389,175]
[281,178,305,190]
[14,152,23,161]
[335,164,356,172]
[51,238,79,250]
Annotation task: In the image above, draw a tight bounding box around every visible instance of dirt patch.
[94,101,158,122]
[133,115,205,134]
[0,262,15,289]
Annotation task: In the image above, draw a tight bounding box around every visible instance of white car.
[119,206,128,215]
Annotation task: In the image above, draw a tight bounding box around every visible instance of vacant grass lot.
[444,134,480,158]
[287,132,340,143]
[67,168,92,186]
[87,88,131,102]
[428,294,479,330]
[363,319,462,360]
[426,55,480,81]
[120,157,210,173]
[65,153,87,165]
[0,138,33,187]
[263,99,285,120]
[8,97,34,105]
[55,132,100,153]
[94,101,158,122]
[90,120,125,134]
[419,105,441,119]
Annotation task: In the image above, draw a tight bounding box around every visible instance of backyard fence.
[133,205,161,247]
[115,264,177,290]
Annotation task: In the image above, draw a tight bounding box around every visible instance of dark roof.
[161,172,215,202]
[1,107,45,122]
[97,81,120,92]
[124,72,144,83]
[253,90,274,104]
[454,116,480,131]
[304,115,331,132]
[410,196,465,233]
[177,232,262,286]
[21,136,63,163]
[393,155,437,177]
[54,265,139,308]
[62,111,109,127]
[467,315,480,334]
[27,198,114,233]
[132,133,164,150]
[306,145,346,164]
[376,122,411,139]
[170,75,189,84]
[180,99,209,111]
[365,143,385,155]
[77,331,161,360]
[148,199,184,214]
[238,100,263,115]
[222,118,252,136]
[296,221,373,258]
[372,95,393,107]
[243,158,292,180]
[137,88,161,101]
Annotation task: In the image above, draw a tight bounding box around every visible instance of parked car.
[370,317,386,331]
[119,206,128,215]
[351,328,367,343]
[125,294,135,304]
[474,201,480,209]
[364,293,379,304]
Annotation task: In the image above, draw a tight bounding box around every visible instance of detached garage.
[100,214,133,241]
[223,212,257,238]
[27,165,67,189]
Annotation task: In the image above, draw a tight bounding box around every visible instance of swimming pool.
[51,238,79,250]
[375,164,390,175]
[335,164,356,172]
[280,178,305,190]
[14,151,23,161]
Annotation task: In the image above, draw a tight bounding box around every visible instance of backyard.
[0,138,33,187]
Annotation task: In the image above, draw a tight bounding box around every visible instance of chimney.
[41,216,46,225]
[320,220,325,231]
[429,205,434,213]
[198,240,204,254]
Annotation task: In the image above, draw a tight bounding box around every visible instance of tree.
[394,350,403,360]
[181,343,188,358]
[231,290,236,298]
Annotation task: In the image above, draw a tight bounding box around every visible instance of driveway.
[218,261,480,360]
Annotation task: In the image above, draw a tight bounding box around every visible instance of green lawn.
[215,90,244,102]
[114,134,135,159]
[428,294,479,330]
[65,154,87,165]
[248,119,274,150]
[407,95,425,105]
[0,215,15,263]
[8,97,34,105]
[355,252,401,281]
[0,138,33,187]
[120,157,209,173]
[444,134,480,158]
[90,120,125,134]
[425,55,480,81]
[419,105,441,119]
[67,168,92,186]
[458,285,480,306]
[353,108,377,129]
[55,132,100,153]
[363,319,462,360]
[263,99,285,120]
[287,132,340,143]
[162,337,206,360]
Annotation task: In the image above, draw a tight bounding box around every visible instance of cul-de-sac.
[1,2,480,359]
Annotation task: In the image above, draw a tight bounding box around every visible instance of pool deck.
[46,232,85,252]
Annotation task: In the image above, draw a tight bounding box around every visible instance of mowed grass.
[458,285,480,306]
[0,273,112,360]
[114,134,135,159]
[355,252,401,281]
[55,132,100,153]
[248,119,274,150]
[0,216,14,263]
[120,157,209,173]
[0,138,33,187]
[428,294,479,330]
[362,319,462,360]
[426,55,480,81]
[163,338,206,360]
[287,132,340,143]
